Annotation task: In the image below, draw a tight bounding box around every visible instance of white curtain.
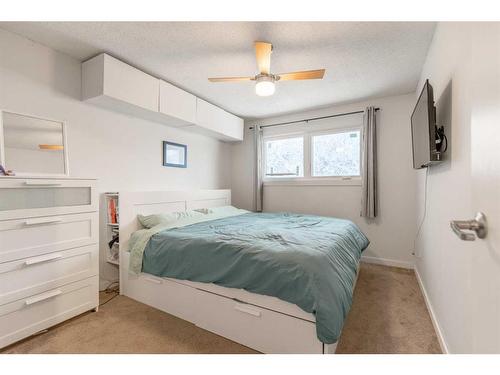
[254,125,264,212]
[361,107,378,218]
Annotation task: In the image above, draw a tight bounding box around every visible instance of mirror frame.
[0,110,70,177]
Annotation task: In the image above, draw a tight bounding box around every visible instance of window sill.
[263,178,362,187]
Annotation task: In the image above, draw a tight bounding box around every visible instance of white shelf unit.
[104,192,119,266]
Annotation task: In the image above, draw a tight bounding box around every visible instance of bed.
[119,190,368,354]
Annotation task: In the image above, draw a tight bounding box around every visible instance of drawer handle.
[25,253,63,266]
[144,277,163,284]
[24,217,63,226]
[23,181,62,186]
[25,289,63,306]
[234,303,262,317]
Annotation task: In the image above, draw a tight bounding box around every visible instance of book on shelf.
[107,197,118,224]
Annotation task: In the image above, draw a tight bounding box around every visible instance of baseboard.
[361,255,414,269]
[414,265,450,354]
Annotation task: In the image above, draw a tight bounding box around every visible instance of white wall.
[232,94,418,267]
[414,22,500,353]
[0,29,232,286]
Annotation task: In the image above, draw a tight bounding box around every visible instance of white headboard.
[118,189,231,257]
[117,189,229,294]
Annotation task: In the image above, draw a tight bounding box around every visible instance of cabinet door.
[83,54,159,113]
[103,54,159,112]
[159,80,196,126]
[196,98,244,141]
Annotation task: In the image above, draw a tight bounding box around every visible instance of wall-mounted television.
[410,79,446,169]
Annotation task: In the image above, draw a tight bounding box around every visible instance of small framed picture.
[163,141,187,168]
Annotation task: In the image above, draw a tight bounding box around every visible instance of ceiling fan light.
[255,76,276,96]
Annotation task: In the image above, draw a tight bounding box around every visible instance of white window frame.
[263,125,363,186]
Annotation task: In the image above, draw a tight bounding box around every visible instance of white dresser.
[0,176,99,349]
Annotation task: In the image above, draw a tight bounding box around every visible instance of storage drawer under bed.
[123,271,325,353]
[0,276,98,349]
[122,272,198,324]
[195,287,323,354]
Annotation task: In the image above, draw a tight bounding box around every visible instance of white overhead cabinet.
[82,53,243,141]
[158,80,196,127]
[82,54,159,116]
[196,99,244,142]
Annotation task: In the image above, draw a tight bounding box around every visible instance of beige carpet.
[1,263,441,354]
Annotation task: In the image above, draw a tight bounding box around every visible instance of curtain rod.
[249,107,380,130]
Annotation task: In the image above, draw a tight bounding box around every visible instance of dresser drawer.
[0,244,98,305]
[195,290,323,354]
[0,276,98,349]
[0,212,98,263]
[0,178,97,220]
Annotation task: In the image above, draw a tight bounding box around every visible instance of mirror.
[0,111,68,176]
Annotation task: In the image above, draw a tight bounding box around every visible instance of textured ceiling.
[0,22,435,119]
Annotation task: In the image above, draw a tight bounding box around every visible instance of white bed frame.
[119,190,347,354]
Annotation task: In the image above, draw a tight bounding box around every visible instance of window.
[263,126,362,184]
[264,136,304,177]
[312,130,361,177]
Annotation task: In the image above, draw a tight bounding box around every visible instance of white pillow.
[137,210,205,229]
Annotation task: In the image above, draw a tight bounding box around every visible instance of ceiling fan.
[208,41,326,97]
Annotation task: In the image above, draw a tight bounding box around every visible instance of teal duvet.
[142,212,369,344]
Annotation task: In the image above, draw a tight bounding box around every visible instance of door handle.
[450,212,487,241]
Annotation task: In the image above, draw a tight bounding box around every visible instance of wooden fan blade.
[255,41,272,74]
[277,69,325,81]
[208,76,254,82]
